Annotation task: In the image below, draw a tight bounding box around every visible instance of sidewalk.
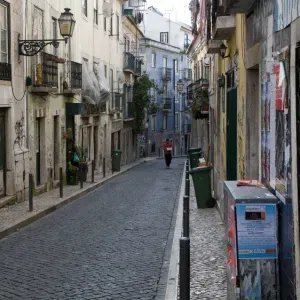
[189,178,227,299]
[0,157,154,240]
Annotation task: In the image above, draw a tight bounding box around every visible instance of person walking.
[163,139,173,168]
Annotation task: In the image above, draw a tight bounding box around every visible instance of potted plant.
[148,102,159,115]
[67,162,79,185]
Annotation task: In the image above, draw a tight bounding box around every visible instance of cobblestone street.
[0,159,184,300]
[189,179,227,299]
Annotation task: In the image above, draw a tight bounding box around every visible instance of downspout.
[173,59,175,134]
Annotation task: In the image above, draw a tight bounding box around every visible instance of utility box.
[224,181,279,300]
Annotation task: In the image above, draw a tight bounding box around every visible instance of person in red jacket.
[163,139,173,168]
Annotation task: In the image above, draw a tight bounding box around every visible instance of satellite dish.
[102,2,113,17]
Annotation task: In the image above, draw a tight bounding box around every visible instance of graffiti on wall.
[274,0,300,32]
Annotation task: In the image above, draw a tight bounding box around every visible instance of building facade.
[188,0,300,298]
[0,0,29,204]
[139,7,193,155]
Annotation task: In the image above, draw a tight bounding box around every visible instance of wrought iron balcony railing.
[124,52,136,73]
[162,67,171,81]
[162,98,171,110]
[32,52,58,88]
[0,62,11,81]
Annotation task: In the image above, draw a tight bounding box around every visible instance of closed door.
[36,118,41,186]
[53,116,59,180]
[226,88,237,180]
[0,115,6,197]
[94,126,99,169]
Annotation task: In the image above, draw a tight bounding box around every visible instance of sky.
[144,0,191,26]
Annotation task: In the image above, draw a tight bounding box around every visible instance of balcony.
[124,52,136,74]
[223,0,256,14]
[63,61,82,95]
[29,52,58,93]
[162,98,172,111]
[124,102,134,120]
[212,15,235,40]
[0,62,11,81]
[162,68,171,81]
[183,68,192,81]
[207,40,222,54]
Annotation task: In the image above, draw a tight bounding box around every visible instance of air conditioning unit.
[102,2,112,17]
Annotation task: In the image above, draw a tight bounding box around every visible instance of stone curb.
[0,158,152,241]
[164,161,186,299]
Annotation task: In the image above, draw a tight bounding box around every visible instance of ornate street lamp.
[18,8,76,56]
[177,79,184,93]
[219,42,230,59]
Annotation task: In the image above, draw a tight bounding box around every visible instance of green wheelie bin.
[112,150,122,172]
[187,147,202,156]
[189,166,214,208]
[189,152,202,169]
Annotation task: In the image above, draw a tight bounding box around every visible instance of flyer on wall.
[236,204,277,260]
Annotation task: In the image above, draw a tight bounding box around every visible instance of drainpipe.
[173,59,176,134]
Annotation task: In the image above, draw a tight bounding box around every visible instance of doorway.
[53,116,59,180]
[0,113,6,197]
[36,118,41,186]
[226,70,237,180]
[94,126,99,169]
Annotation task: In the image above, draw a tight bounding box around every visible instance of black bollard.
[80,164,83,189]
[180,237,190,300]
[29,173,33,212]
[185,178,190,198]
[103,157,106,178]
[59,167,63,198]
[183,196,189,238]
[92,160,95,183]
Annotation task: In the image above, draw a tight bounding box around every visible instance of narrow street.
[0,159,184,300]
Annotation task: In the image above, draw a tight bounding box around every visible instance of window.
[174,59,178,73]
[110,15,113,35]
[33,6,43,40]
[94,0,98,24]
[82,0,87,16]
[151,115,156,131]
[116,15,119,39]
[174,87,178,102]
[163,57,167,68]
[126,40,130,52]
[175,113,179,129]
[204,65,209,80]
[104,65,107,78]
[160,32,168,43]
[163,85,167,97]
[151,53,156,68]
[163,115,167,130]
[184,33,189,49]
[104,16,107,31]
[0,1,9,63]
[52,18,58,56]
[110,68,113,106]
[82,125,92,161]
[124,37,127,52]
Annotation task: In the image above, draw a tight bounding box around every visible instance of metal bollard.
[92,160,95,183]
[185,178,190,198]
[80,164,83,189]
[29,173,33,212]
[59,167,63,198]
[180,237,190,300]
[183,195,189,238]
[103,157,106,178]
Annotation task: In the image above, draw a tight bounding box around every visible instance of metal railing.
[32,52,58,87]
[162,98,171,110]
[67,61,82,89]
[0,62,11,81]
[124,52,136,73]
[162,67,171,81]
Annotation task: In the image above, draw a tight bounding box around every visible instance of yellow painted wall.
[215,14,246,181]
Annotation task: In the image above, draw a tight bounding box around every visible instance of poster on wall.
[236,204,278,260]
[272,47,291,201]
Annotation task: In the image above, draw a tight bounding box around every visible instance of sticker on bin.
[166,147,172,151]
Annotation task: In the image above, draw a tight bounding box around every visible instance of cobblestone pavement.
[189,179,227,299]
[0,159,184,300]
